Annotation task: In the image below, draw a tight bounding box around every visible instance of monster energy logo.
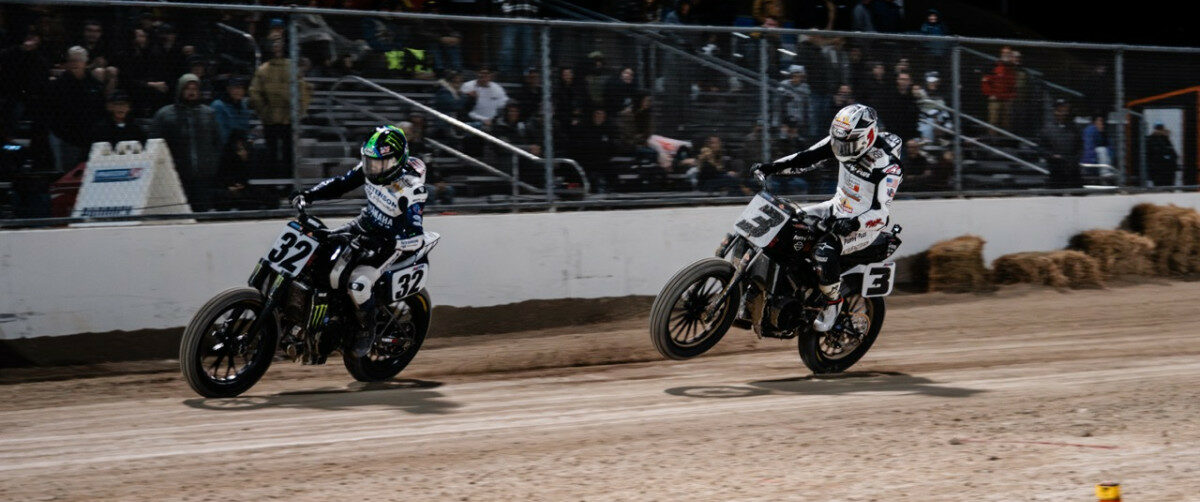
[736,204,786,238]
[309,304,328,328]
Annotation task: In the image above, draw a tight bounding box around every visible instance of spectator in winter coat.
[852,0,875,32]
[1146,124,1179,187]
[249,38,312,176]
[433,71,472,121]
[919,9,951,58]
[1080,116,1108,164]
[777,65,812,130]
[89,91,147,146]
[47,46,106,171]
[1038,99,1082,188]
[211,76,253,146]
[512,67,543,121]
[116,27,171,117]
[603,67,640,116]
[151,73,223,211]
[0,30,50,135]
[879,72,919,140]
[982,46,1017,132]
[553,67,585,130]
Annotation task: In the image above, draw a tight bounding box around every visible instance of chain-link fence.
[2,0,1200,224]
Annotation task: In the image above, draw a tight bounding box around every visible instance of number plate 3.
[862,262,896,298]
[389,263,428,301]
[263,223,319,277]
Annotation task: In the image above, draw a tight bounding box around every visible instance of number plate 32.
[263,223,319,277]
[390,263,428,300]
[862,262,896,298]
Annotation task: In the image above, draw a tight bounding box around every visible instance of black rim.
[196,302,267,385]
[667,275,729,347]
[365,302,419,365]
[817,295,872,360]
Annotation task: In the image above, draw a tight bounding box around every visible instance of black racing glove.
[289,191,308,210]
[830,217,861,236]
[749,162,768,176]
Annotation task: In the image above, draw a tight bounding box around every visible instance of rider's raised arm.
[304,164,366,201]
[760,136,835,175]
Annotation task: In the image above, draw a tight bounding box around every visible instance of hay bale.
[1068,229,1156,277]
[992,250,1103,289]
[1125,203,1200,275]
[926,235,993,292]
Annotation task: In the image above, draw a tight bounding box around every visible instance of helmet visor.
[364,156,398,178]
[830,132,866,161]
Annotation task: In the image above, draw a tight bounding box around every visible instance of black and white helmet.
[829,104,879,163]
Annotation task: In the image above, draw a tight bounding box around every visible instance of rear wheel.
[650,258,741,360]
[798,295,885,374]
[342,290,430,382]
[180,287,278,398]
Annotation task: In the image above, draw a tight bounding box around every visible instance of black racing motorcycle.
[180,207,438,398]
[649,171,901,374]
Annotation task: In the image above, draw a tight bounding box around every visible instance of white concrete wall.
[4,192,1200,340]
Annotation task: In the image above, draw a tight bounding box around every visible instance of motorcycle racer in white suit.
[750,104,903,333]
[290,125,428,356]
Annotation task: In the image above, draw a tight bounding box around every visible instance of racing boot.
[351,299,378,358]
[813,282,842,333]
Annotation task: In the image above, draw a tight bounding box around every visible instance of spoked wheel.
[343,290,430,382]
[650,258,741,360]
[180,287,278,398]
[798,294,885,374]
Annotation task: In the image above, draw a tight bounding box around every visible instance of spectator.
[214,132,276,211]
[796,35,832,137]
[151,23,190,83]
[115,27,170,117]
[421,5,464,75]
[46,46,106,171]
[185,55,215,103]
[88,91,146,146]
[211,76,253,146]
[461,67,509,126]
[914,72,950,141]
[832,83,856,109]
[919,8,952,64]
[1146,124,1179,187]
[901,138,954,191]
[869,0,902,33]
[752,0,791,26]
[75,19,118,95]
[879,71,918,140]
[493,102,540,146]
[793,0,835,30]
[570,108,618,190]
[433,71,471,122]
[553,67,585,130]
[616,94,654,151]
[852,0,876,32]
[981,46,1017,133]
[664,0,695,25]
[858,61,887,106]
[250,38,312,177]
[495,0,538,78]
[0,29,51,135]
[582,51,609,108]
[769,122,810,194]
[777,65,812,130]
[603,67,640,116]
[688,135,743,194]
[151,73,223,211]
[513,67,543,120]
[1080,116,1109,165]
[1038,99,1082,188]
[1011,50,1041,135]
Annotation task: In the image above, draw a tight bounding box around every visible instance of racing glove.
[289,191,308,210]
[830,217,861,237]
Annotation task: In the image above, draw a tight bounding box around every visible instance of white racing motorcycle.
[650,172,901,374]
[180,206,438,397]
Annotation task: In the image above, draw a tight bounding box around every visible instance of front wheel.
[650,258,741,360]
[342,290,431,382]
[180,287,278,398]
[798,295,885,374]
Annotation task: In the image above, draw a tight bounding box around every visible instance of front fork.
[702,237,761,324]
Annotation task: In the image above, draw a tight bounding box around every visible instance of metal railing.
[328,75,590,195]
[2,0,1200,224]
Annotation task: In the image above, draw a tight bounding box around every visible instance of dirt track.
[2,281,1199,501]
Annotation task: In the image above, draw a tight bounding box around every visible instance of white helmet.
[829,104,879,163]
